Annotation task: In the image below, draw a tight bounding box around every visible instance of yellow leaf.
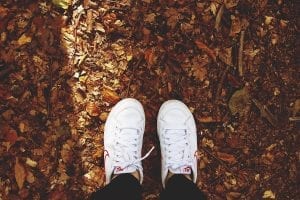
[17,34,31,46]
[15,157,26,189]
[263,190,276,199]
[52,0,72,9]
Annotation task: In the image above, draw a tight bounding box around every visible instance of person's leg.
[90,174,142,200]
[160,174,206,200]
[90,98,153,200]
[157,100,206,199]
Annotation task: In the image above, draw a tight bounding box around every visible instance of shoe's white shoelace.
[113,126,154,171]
[163,123,193,170]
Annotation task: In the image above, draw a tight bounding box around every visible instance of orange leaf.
[15,157,26,189]
[102,88,120,104]
[144,48,155,65]
[86,102,100,117]
[195,40,216,61]
[216,152,237,164]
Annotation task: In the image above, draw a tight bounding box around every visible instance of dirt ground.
[0,0,299,199]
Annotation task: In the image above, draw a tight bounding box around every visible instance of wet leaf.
[229,87,250,116]
[15,157,26,189]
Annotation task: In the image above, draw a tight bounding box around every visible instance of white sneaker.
[104,98,154,185]
[157,100,198,188]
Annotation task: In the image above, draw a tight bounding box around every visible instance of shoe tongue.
[114,165,136,175]
[169,165,191,174]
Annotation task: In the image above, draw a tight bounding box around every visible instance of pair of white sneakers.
[104,98,198,188]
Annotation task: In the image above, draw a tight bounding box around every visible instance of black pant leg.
[160,175,206,200]
[90,174,142,200]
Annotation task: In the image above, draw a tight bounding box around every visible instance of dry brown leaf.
[219,47,233,66]
[216,152,237,164]
[195,40,216,61]
[225,0,240,9]
[144,48,156,66]
[2,124,18,146]
[229,16,241,37]
[102,88,120,104]
[15,157,26,189]
[99,112,108,122]
[26,171,35,184]
[193,67,207,81]
[86,102,100,117]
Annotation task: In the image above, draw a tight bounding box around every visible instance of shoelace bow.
[163,123,193,169]
[113,126,154,170]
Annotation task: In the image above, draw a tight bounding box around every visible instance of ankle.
[112,171,140,182]
[166,171,192,184]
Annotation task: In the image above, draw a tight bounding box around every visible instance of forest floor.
[0,0,299,199]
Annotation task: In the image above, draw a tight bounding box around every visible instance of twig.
[215,4,224,31]
[289,117,300,122]
[252,98,279,127]
[238,30,245,76]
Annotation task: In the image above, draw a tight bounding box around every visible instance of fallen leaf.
[216,152,237,164]
[144,48,156,66]
[193,67,207,81]
[52,0,72,9]
[2,124,18,146]
[26,171,35,183]
[229,16,241,37]
[15,157,26,189]
[226,192,241,199]
[86,102,100,117]
[263,190,276,199]
[195,40,216,61]
[99,112,108,121]
[219,47,232,66]
[26,158,37,168]
[17,34,32,46]
[225,0,239,9]
[229,87,250,116]
[102,88,120,104]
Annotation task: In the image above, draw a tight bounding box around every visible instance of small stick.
[289,117,300,122]
[215,4,224,31]
[238,30,245,76]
